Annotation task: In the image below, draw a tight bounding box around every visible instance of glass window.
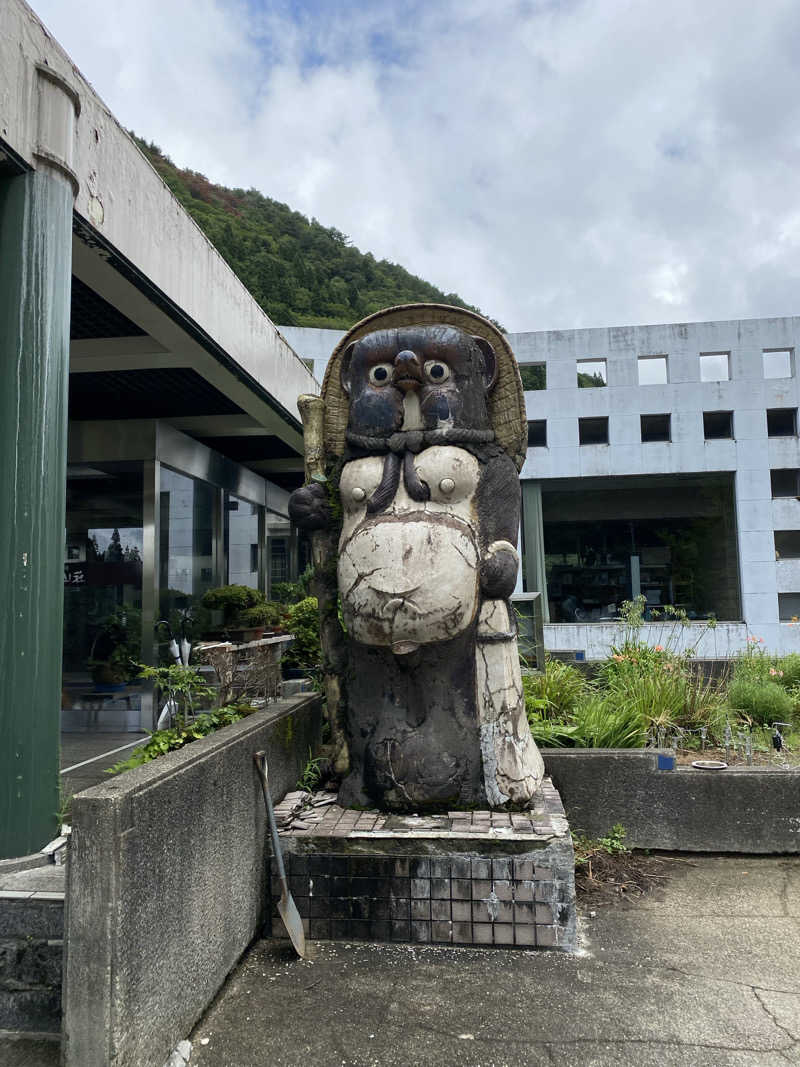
[638,355,668,385]
[577,359,606,387]
[62,463,144,730]
[225,492,260,590]
[159,467,217,632]
[763,350,793,379]
[699,352,730,381]
[270,537,289,586]
[539,477,740,622]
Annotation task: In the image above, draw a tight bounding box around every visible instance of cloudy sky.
[33,0,800,331]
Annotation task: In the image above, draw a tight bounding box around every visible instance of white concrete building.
[282,319,800,660]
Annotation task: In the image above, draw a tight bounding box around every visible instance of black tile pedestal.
[268,778,576,951]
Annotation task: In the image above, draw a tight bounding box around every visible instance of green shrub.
[106,704,256,773]
[775,653,800,690]
[726,677,794,726]
[573,824,629,866]
[522,659,589,719]
[271,581,304,605]
[271,567,313,605]
[201,584,264,625]
[238,602,284,629]
[282,596,321,669]
[571,694,648,748]
[525,714,581,747]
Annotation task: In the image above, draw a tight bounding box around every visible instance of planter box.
[541,748,800,853]
[62,693,322,1067]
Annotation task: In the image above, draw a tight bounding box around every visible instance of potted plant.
[200,585,284,642]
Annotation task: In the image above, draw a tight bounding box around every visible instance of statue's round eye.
[369,363,393,385]
[424,360,450,383]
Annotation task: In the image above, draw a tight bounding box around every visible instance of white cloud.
[31,0,800,330]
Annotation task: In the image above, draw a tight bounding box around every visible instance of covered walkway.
[0,0,318,859]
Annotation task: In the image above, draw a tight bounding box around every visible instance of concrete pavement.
[3,854,798,1066]
[189,855,800,1067]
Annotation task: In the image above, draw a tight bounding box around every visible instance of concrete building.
[282,318,800,662]
[0,0,316,858]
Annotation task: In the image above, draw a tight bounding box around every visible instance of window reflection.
[225,492,260,589]
[62,463,143,731]
[159,468,217,645]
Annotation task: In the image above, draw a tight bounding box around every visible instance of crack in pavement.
[390,1015,798,1056]
[652,961,800,998]
[753,987,799,1047]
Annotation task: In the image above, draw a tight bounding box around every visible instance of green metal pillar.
[0,168,73,857]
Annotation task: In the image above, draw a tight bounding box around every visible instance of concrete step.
[0,870,64,1033]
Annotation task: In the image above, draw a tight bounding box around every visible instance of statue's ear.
[472,336,497,391]
[340,341,357,396]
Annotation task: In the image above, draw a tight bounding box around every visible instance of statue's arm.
[288,481,330,530]
[477,454,521,600]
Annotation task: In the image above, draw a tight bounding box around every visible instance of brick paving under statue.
[268,778,576,951]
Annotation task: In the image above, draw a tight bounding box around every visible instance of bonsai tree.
[201,585,264,628]
[200,585,283,635]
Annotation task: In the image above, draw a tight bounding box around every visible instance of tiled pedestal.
[268,778,576,951]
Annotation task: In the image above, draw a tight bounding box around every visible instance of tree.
[107,528,123,563]
[132,134,503,331]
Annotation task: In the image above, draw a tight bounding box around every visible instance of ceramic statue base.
[267,777,576,951]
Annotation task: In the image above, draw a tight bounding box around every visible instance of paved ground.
[189,855,800,1067]
[3,854,799,1066]
[60,730,146,795]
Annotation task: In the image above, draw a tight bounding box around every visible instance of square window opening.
[778,592,800,621]
[519,363,546,390]
[527,420,547,448]
[699,352,730,382]
[767,408,797,437]
[579,416,609,445]
[537,475,741,623]
[577,359,606,388]
[763,349,793,380]
[771,469,800,498]
[638,355,668,385]
[641,413,671,442]
[703,411,733,440]
[775,531,800,559]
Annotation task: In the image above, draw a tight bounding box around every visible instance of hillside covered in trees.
[135,137,493,331]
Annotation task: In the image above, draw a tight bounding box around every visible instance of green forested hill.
[135,137,493,330]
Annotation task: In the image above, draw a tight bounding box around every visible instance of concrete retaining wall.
[62,695,322,1067]
[542,749,800,853]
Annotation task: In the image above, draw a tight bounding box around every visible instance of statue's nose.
[393,350,423,391]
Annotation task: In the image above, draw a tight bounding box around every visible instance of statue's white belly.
[338,447,481,649]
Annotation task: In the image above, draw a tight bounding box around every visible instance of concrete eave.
[2,0,318,449]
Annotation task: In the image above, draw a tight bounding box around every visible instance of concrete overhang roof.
[1,0,317,478]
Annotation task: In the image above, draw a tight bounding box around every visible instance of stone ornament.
[290,303,543,811]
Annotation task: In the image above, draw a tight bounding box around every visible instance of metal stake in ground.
[253,750,307,959]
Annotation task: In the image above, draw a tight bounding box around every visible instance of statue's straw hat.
[319,303,527,471]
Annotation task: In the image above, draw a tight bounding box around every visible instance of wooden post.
[296,396,349,775]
